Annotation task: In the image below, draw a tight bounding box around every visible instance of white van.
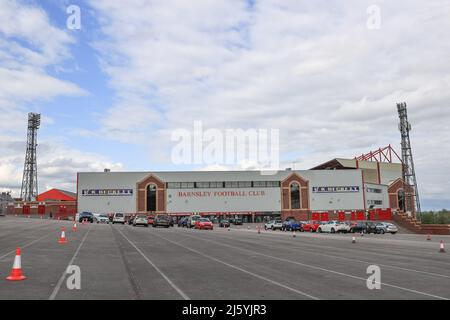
[112,213,125,224]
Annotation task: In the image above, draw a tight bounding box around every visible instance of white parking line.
[0,223,59,260]
[175,230,449,300]
[188,230,450,279]
[49,227,92,300]
[149,231,320,300]
[115,226,190,300]
[218,228,450,262]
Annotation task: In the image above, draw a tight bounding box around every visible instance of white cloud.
[0,136,123,197]
[0,1,114,196]
[85,0,450,208]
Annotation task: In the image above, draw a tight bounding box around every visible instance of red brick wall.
[136,174,166,213]
[280,172,310,218]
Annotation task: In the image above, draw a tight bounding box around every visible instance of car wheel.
[318,228,322,233]
[380,230,385,234]
[331,228,335,234]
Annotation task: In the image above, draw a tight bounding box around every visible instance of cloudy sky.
[0,0,449,210]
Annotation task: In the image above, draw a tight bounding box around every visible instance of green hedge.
[420,210,450,224]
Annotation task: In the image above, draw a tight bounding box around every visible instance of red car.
[302,221,321,232]
[195,218,214,230]
[147,215,155,225]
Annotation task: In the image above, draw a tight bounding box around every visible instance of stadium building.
[77,147,411,222]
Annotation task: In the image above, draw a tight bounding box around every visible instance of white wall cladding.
[77,169,377,213]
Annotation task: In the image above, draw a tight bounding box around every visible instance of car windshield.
[199,218,210,222]
[137,215,147,219]
[99,214,107,218]
[158,215,169,220]
[115,213,123,217]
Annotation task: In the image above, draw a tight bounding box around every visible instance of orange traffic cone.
[426,234,431,241]
[439,241,446,253]
[73,222,77,232]
[58,227,67,244]
[6,248,26,281]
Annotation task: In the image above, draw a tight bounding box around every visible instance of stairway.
[392,212,423,233]
[393,212,450,235]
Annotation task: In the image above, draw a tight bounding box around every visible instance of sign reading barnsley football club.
[81,189,133,196]
[312,186,360,193]
[176,190,266,198]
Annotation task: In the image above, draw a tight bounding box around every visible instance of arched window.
[147,184,157,212]
[397,190,405,212]
[290,183,301,209]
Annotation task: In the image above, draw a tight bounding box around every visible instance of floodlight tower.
[397,102,421,220]
[20,113,41,201]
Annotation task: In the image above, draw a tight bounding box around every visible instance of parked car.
[195,218,214,230]
[95,214,109,224]
[233,218,243,225]
[181,217,189,228]
[133,215,149,227]
[302,221,321,232]
[187,215,202,228]
[264,219,283,231]
[178,217,187,227]
[153,214,170,228]
[317,221,350,233]
[281,220,302,231]
[376,222,398,234]
[219,219,230,228]
[147,215,155,225]
[349,221,378,234]
[112,213,126,224]
[78,212,94,223]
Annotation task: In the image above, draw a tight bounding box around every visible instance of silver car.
[377,222,398,234]
[133,215,149,227]
[95,214,109,224]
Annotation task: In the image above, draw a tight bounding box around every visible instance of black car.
[232,219,243,225]
[78,212,94,223]
[219,219,230,228]
[350,221,378,234]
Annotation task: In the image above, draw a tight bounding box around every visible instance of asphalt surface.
[0,216,449,300]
